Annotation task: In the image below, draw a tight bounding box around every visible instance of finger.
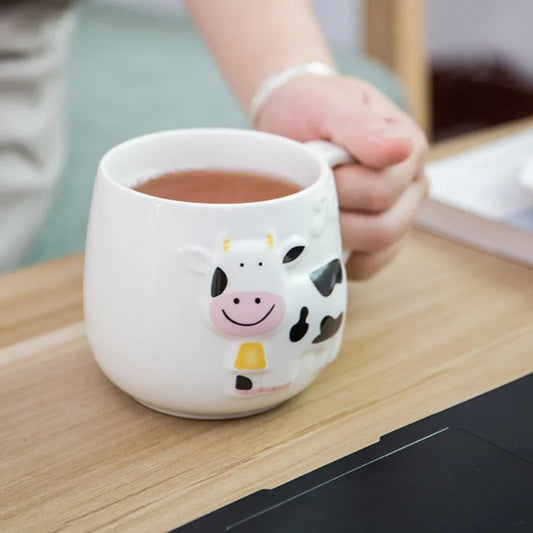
[340,176,428,253]
[345,238,405,280]
[325,107,414,169]
[334,155,420,213]
[334,122,428,213]
[418,170,430,200]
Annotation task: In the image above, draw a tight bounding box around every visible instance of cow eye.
[211,267,228,297]
[258,262,263,266]
[240,263,244,267]
[283,245,305,264]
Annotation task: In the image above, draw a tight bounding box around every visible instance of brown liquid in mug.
[133,169,302,204]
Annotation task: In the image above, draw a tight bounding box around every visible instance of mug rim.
[98,128,333,210]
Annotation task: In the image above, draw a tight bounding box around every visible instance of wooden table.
[1,120,532,532]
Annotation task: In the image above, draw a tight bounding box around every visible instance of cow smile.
[222,304,275,326]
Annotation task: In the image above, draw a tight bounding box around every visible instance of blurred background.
[12,0,533,268]
[107,0,533,138]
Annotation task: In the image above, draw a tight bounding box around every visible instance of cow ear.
[283,245,305,264]
[176,246,212,275]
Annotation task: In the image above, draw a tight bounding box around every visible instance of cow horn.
[266,233,273,248]
[223,237,230,252]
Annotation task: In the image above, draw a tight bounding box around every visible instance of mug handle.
[304,140,355,168]
[304,140,355,264]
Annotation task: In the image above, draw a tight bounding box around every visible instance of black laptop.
[174,374,532,532]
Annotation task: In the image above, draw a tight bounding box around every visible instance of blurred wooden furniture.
[363,0,430,134]
[1,121,532,532]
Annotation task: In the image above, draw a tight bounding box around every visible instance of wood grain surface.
[1,120,532,532]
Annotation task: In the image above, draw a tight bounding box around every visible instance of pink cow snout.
[210,291,286,336]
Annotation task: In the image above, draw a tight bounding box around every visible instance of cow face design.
[208,235,304,336]
[177,233,345,399]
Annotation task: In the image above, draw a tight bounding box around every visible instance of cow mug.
[84,129,352,419]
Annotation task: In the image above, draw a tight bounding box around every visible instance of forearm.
[183,0,334,113]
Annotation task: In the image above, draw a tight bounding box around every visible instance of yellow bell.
[233,343,266,370]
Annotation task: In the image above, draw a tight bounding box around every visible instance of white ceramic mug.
[84,129,351,419]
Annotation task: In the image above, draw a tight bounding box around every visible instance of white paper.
[426,128,533,231]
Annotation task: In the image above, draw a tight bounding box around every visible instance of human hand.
[254,75,429,279]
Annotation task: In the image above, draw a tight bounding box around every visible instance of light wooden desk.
[1,120,532,532]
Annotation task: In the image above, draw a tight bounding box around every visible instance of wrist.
[249,61,338,126]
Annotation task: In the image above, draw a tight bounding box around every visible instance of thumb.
[325,108,413,169]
